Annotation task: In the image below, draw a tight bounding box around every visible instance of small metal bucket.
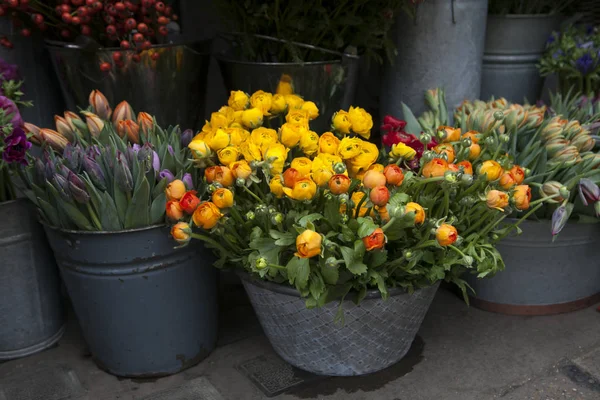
[46,41,211,131]
[466,219,600,315]
[0,199,65,360]
[43,224,218,378]
[215,34,359,133]
[241,273,439,376]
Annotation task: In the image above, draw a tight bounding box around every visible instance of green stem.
[381,217,397,232]
[242,185,264,204]
[191,233,237,255]
[86,202,103,230]
[354,190,368,219]
[414,240,438,250]
[268,263,287,270]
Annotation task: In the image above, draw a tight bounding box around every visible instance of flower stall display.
[410,88,600,315]
[539,25,600,96]
[20,90,218,377]
[0,73,65,361]
[167,90,538,375]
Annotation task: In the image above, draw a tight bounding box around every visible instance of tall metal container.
[466,220,600,315]
[43,224,218,378]
[46,41,211,131]
[480,15,563,103]
[380,0,488,119]
[0,199,65,360]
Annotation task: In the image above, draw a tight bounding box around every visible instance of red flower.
[180,190,201,214]
[381,114,437,170]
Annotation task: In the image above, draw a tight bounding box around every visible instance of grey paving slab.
[573,347,600,381]
[0,365,85,400]
[136,377,224,400]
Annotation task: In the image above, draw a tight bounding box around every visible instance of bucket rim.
[44,39,209,53]
[488,13,565,20]
[41,221,167,236]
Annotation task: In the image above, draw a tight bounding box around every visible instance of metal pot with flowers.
[165,89,539,376]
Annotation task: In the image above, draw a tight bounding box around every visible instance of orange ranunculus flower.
[290,157,312,177]
[166,200,184,221]
[448,163,459,172]
[462,130,480,144]
[468,143,481,160]
[383,165,404,186]
[454,161,472,175]
[165,179,186,201]
[436,224,458,246]
[171,222,192,245]
[180,190,201,214]
[192,202,222,229]
[312,168,333,187]
[433,143,455,163]
[513,185,531,210]
[510,165,525,184]
[363,170,386,189]
[363,228,385,251]
[422,158,449,178]
[405,202,425,224]
[283,177,317,201]
[439,126,461,142]
[269,175,285,198]
[486,190,509,211]
[328,174,351,194]
[295,229,322,258]
[205,166,234,187]
[283,168,301,188]
[230,160,253,179]
[377,206,390,223]
[370,186,390,207]
[318,132,340,155]
[212,188,234,208]
[499,172,517,189]
[479,160,503,181]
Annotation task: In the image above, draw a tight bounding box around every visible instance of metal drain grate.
[138,377,224,400]
[0,365,85,400]
[236,354,323,397]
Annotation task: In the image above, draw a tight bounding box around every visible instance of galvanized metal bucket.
[0,199,65,360]
[480,14,563,103]
[380,0,488,118]
[43,224,218,378]
[241,274,439,376]
[215,34,359,133]
[466,220,600,316]
[46,41,211,131]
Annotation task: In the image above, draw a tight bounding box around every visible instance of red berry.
[72,0,84,6]
[155,2,165,12]
[120,40,130,49]
[125,1,137,11]
[125,18,136,30]
[7,0,18,8]
[92,1,102,11]
[81,15,91,23]
[104,15,115,24]
[61,28,70,38]
[20,28,31,37]
[38,23,47,31]
[76,6,87,16]
[114,2,125,12]
[158,25,168,36]
[112,52,122,62]
[106,5,117,15]
[141,40,151,50]
[141,0,153,8]
[133,33,144,43]
[106,25,116,35]
[32,13,43,25]
[81,25,91,35]
[71,16,81,25]
[0,8,5,16]
[137,23,148,33]
[60,4,70,13]
[86,0,94,5]
[61,13,72,23]
[132,54,141,63]
[157,16,169,25]
[164,6,172,15]
[100,62,111,72]
[151,52,159,61]
[1,39,13,49]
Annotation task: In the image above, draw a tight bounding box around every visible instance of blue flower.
[575,52,594,75]
[586,25,594,36]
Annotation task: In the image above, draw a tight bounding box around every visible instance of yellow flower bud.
[284,94,304,110]
[263,143,288,174]
[166,179,187,201]
[228,90,250,111]
[270,94,287,115]
[312,168,334,187]
[189,139,211,159]
[295,229,322,258]
[269,175,285,198]
[301,101,319,120]
[210,112,229,131]
[347,106,373,139]
[405,202,425,224]
[279,122,305,148]
[299,130,320,157]
[250,90,273,116]
[276,74,294,95]
[318,132,340,155]
[205,128,231,151]
[337,136,362,159]
[240,140,263,162]
[217,146,240,165]
[291,157,312,177]
[230,160,253,179]
[171,222,192,245]
[332,110,352,134]
[192,202,222,229]
[212,188,234,209]
[283,177,317,201]
[391,143,417,160]
[479,160,503,181]
[241,107,264,129]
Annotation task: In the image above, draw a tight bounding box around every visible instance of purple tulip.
[578,178,600,206]
[63,143,84,171]
[2,127,31,165]
[67,171,90,204]
[182,173,193,190]
[551,205,569,237]
[132,143,141,153]
[57,164,71,179]
[34,158,46,186]
[115,152,133,192]
[152,151,160,172]
[159,169,175,183]
[52,174,72,202]
[0,96,22,128]
[181,129,193,147]
[83,156,106,190]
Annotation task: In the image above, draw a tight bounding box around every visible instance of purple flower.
[0,59,19,83]
[546,34,556,44]
[551,205,570,237]
[159,169,175,183]
[132,143,141,153]
[2,127,31,165]
[575,52,595,75]
[181,129,193,147]
[167,145,174,155]
[578,178,600,206]
[182,173,193,190]
[152,151,160,172]
[552,50,564,60]
[0,95,22,128]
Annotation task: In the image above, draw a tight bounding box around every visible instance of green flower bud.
[559,186,570,199]
[461,137,472,147]
[255,257,268,270]
[420,133,432,144]
[463,255,473,266]
[499,134,510,143]
[325,257,338,268]
[271,213,284,225]
[245,211,255,220]
[484,136,496,147]
[333,162,347,174]
[460,174,473,186]
[493,111,505,121]
[341,214,349,223]
[444,171,458,183]
[236,177,246,187]
[339,193,349,204]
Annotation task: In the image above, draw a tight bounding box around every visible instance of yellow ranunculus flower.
[299,130,320,156]
[239,140,263,162]
[391,143,417,160]
[250,90,273,116]
[200,121,212,136]
[348,141,379,178]
[347,106,373,139]
[285,109,310,129]
[193,130,207,142]
[479,160,503,181]
[230,160,253,179]
[226,127,249,146]
[205,128,231,151]
[192,201,222,229]
[279,122,305,148]
[332,110,352,134]
[218,106,236,125]
[301,101,319,120]
[291,157,312,177]
[318,132,340,155]
[337,136,363,159]
[241,107,264,129]
[263,143,288,174]
[212,188,235,209]
[283,177,317,201]
[269,175,285,198]
[341,191,370,217]
[295,229,322,258]
[250,127,279,153]
[189,139,211,159]
[276,74,294,95]
[285,94,304,110]
[228,90,250,111]
[312,168,333,187]
[217,146,240,165]
[210,112,229,131]
[312,153,343,174]
[233,110,244,125]
[270,94,287,115]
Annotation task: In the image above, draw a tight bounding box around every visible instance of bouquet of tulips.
[166,90,541,307]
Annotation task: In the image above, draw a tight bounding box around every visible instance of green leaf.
[385,213,416,241]
[388,192,410,209]
[100,191,122,230]
[324,282,352,304]
[150,192,167,224]
[309,272,325,300]
[124,176,150,228]
[298,213,322,228]
[340,245,368,276]
[353,286,367,305]
[37,198,60,227]
[340,224,355,243]
[249,237,281,265]
[321,263,339,285]
[401,102,422,137]
[113,176,128,225]
[371,271,388,300]
[81,173,102,214]
[161,148,176,173]
[269,230,295,246]
[152,177,168,199]
[357,217,377,238]
[286,256,310,290]
[368,249,388,268]
[324,197,341,227]
[60,201,94,230]
[96,124,112,145]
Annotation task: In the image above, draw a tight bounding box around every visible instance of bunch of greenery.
[488,0,576,15]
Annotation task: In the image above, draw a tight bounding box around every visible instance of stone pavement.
[1,285,600,400]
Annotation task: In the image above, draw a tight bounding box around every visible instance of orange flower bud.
[180,190,201,214]
[456,160,473,175]
[468,143,481,160]
[40,128,69,151]
[479,160,503,181]
[171,222,192,245]
[55,115,76,142]
[283,168,301,188]
[212,188,234,209]
[363,228,385,251]
[230,160,252,179]
[462,130,480,144]
[282,178,317,201]
[205,166,234,187]
[436,224,458,246]
[370,186,390,207]
[166,200,184,221]
[499,172,517,189]
[328,174,351,195]
[295,229,322,258]
[510,165,525,184]
[24,122,42,145]
[486,190,509,211]
[363,170,386,189]
[448,163,459,172]
[112,100,135,125]
[513,185,531,210]
[433,143,455,163]
[88,89,111,120]
[383,164,404,186]
[422,158,448,177]
[165,179,186,201]
[439,126,461,142]
[116,120,140,144]
[405,202,425,224]
[137,112,154,134]
[192,201,222,229]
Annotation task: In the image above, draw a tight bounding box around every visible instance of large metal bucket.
[43,224,218,378]
[0,199,65,360]
[46,41,211,131]
[466,220,600,315]
[215,35,359,133]
[380,0,488,118]
[241,274,439,376]
[480,15,563,103]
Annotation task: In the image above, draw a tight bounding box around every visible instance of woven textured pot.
[241,275,439,376]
